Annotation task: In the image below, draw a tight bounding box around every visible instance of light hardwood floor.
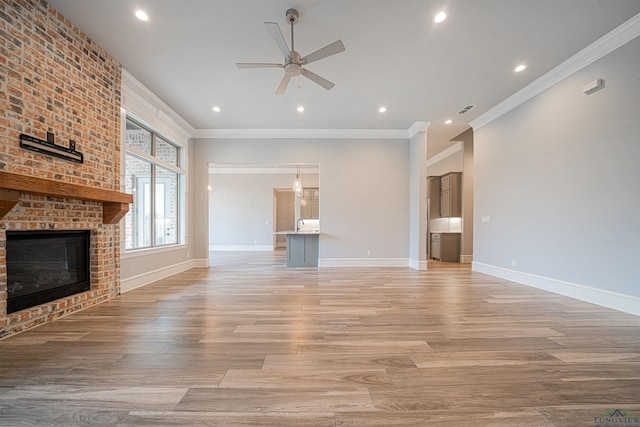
[1,251,639,426]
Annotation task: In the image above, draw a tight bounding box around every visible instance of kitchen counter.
[274,230,320,235]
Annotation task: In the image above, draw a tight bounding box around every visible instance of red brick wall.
[0,0,123,338]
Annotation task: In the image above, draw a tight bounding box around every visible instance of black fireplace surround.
[6,230,91,314]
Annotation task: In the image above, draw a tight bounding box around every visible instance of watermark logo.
[594,409,640,427]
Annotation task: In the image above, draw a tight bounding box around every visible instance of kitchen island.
[274,230,319,267]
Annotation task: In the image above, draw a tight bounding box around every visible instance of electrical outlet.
[367,250,372,256]
[511,259,517,267]
[482,216,491,223]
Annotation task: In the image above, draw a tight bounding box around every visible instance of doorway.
[273,189,295,248]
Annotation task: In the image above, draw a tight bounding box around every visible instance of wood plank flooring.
[1,250,639,426]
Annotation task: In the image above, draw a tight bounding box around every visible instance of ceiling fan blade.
[236,62,283,69]
[301,68,335,91]
[300,40,345,65]
[275,74,291,95]
[265,22,290,59]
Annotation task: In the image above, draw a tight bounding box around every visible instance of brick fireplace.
[0,0,127,338]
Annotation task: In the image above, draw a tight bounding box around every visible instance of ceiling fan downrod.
[286,9,298,53]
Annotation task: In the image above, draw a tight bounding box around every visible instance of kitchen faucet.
[296,218,305,232]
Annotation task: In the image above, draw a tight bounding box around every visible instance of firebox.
[6,230,91,314]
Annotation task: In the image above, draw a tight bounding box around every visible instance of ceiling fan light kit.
[236,8,346,95]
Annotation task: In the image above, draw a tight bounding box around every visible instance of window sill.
[122,243,187,260]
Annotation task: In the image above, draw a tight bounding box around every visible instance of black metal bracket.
[19,132,84,164]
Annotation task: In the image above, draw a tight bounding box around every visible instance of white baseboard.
[209,245,274,251]
[410,259,428,271]
[472,262,640,317]
[319,258,409,268]
[191,258,210,268]
[120,258,209,293]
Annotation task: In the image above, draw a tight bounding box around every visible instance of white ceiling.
[47,0,640,157]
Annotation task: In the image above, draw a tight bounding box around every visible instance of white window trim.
[124,116,184,251]
[120,69,194,256]
[126,145,186,176]
[121,242,188,260]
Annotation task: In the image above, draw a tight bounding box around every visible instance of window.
[124,117,184,250]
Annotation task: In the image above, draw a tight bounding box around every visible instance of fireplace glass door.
[6,230,91,314]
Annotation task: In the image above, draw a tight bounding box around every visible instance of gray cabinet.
[286,233,319,267]
[440,189,451,217]
[427,176,441,219]
[431,233,460,262]
[431,233,441,260]
[300,187,319,219]
[439,173,461,218]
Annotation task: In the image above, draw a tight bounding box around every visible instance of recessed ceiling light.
[297,106,304,113]
[434,12,447,23]
[445,119,452,125]
[514,64,527,72]
[135,10,149,22]
[212,106,221,112]
[378,106,387,113]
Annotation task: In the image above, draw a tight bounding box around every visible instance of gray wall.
[427,147,463,176]
[208,172,318,247]
[458,130,474,261]
[193,138,411,261]
[409,128,428,267]
[474,37,640,297]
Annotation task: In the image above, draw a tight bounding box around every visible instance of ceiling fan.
[236,8,345,95]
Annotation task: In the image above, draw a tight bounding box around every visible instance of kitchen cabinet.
[300,187,319,219]
[431,232,460,262]
[427,176,441,219]
[439,173,461,218]
[431,233,441,260]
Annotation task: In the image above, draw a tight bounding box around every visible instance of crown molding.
[209,167,320,175]
[194,128,412,140]
[122,69,431,141]
[408,121,431,138]
[427,142,463,167]
[121,69,196,141]
[471,12,640,131]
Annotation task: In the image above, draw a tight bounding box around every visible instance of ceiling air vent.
[457,104,475,115]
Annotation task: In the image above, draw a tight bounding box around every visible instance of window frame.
[123,116,186,252]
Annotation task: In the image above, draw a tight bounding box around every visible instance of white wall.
[193,137,411,265]
[208,171,318,249]
[473,37,640,312]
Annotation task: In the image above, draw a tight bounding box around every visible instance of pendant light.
[293,164,303,195]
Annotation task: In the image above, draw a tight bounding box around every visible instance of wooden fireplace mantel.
[0,171,133,224]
